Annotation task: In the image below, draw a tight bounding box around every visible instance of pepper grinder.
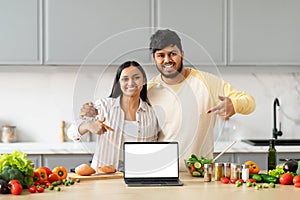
[60,121,66,142]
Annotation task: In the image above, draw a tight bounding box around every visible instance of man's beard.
[157,61,183,79]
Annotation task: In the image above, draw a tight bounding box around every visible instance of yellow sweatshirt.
[147,68,256,171]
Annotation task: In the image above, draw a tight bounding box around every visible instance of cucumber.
[251,174,262,182]
[192,171,201,177]
[194,162,201,169]
[260,174,277,183]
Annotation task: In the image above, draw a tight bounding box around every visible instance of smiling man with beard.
[147,29,256,170]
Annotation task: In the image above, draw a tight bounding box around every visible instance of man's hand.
[207,96,236,120]
[80,102,98,119]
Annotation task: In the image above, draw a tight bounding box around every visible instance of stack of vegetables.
[0,151,34,190]
[0,151,73,195]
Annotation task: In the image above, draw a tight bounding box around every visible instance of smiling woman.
[67,61,160,173]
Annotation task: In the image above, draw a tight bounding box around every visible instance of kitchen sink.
[241,139,300,146]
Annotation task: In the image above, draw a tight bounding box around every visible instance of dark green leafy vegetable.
[0,167,25,187]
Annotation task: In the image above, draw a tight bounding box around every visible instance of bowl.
[185,157,214,177]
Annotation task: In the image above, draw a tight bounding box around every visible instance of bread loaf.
[98,165,116,174]
[75,164,96,176]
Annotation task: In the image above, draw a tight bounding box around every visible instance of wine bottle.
[268,138,277,171]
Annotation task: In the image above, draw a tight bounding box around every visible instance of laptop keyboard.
[126,179,179,185]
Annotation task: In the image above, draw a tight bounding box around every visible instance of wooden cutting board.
[68,172,123,181]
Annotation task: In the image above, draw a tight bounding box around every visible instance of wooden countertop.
[1,172,299,200]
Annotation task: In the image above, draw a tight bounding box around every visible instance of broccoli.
[0,167,25,187]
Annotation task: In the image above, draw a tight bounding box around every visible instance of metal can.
[214,163,223,181]
[204,163,213,182]
[223,163,231,178]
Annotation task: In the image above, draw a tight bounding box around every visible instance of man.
[79,29,256,170]
[147,29,255,170]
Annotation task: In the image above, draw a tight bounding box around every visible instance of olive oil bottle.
[268,138,277,171]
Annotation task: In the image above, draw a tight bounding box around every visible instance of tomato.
[248,178,256,183]
[189,164,196,173]
[294,182,300,188]
[28,185,37,193]
[48,173,59,183]
[45,182,52,188]
[8,180,20,186]
[238,178,244,183]
[37,187,44,193]
[220,177,229,184]
[279,173,293,185]
[10,183,22,195]
[230,179,237,184]
[293,175,300,184]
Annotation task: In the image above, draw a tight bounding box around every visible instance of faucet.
[273,98,283,139]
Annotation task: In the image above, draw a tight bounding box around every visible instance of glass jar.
[230,163,240,180]
[223,163,231,178]
[204,163,213,182]
[1,125,16,143]
[241,164,249,182]
[214,163,223,181]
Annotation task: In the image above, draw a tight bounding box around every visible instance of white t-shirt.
[123,120,138,141]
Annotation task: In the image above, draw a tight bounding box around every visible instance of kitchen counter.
[1,172,299,200]
[0,141,300,155]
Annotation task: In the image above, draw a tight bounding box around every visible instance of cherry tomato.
[248,178,256,183]
[238,178,244,183]
[48,173,59,183]
[45,182,52,188]
[294,182,300,188]
[8,180,20,187]
[10,183,23,195]
[293,175,300,184]
[37,187,45,193]
[189,164,195,173]
[230,178,237,184]
[28,185,37,193]
[220,177,229,184]
[279,173,293,185]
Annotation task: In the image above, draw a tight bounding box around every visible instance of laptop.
[123,141,183,186]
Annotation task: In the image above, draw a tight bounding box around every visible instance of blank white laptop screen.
[124,142,179,178]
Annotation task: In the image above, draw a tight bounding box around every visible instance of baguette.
[98,165,116,174]
[75,164,96,176]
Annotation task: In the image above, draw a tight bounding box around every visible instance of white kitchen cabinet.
[27,154,42,168]
[0,0,42,64]
[213,153,234,163]
[44,0,152,65]
[235,153,267,170]
[156,0,226,66]
[228,0,300,65]
[42,154,93,171]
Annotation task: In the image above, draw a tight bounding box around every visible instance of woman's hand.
[79,117,114,135]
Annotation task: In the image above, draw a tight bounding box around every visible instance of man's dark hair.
[149,29,183,55]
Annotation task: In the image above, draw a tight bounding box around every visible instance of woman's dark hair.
[109,61,151,105]
[149,29,182,55]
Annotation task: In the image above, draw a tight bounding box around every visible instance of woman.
[67,61,160,172]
